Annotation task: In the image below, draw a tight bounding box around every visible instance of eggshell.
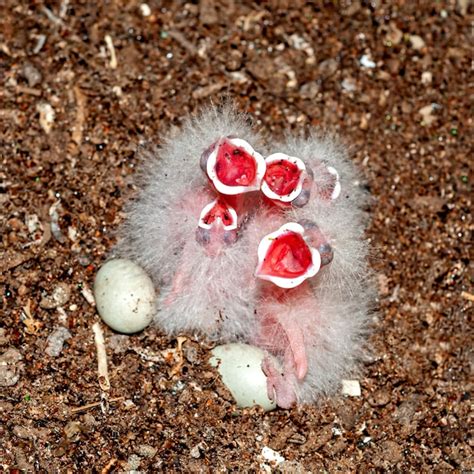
[209,343,278,411]
[94,259,156,334]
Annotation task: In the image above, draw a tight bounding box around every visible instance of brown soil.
[1,1,472,471]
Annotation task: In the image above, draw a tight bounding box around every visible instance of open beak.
[255,222,321,289]
[260,153,313,207]
[205,137,266,195]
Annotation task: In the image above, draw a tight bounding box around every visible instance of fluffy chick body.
[114,108,263,340]
[115,107,374,406]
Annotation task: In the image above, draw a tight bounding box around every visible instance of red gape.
[259,232,312,279]
[260,153,312,208]
[264,160,302,196]
[215,141,257,187]
[201,200,235,228]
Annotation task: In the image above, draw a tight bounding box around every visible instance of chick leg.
[163,244,193,305]
[261,356,298,409]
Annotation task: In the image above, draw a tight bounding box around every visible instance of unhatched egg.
[94,258,156,334]
[210,343,278,411]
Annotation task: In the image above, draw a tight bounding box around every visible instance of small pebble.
[64,421,81,439]
[36,102,55,134]
[21,63,42,87]
[360,55,376,69]
[369,388,391,407]
[40,283,70,309]
[137,444,157,458]
[421,71,432,85]
[25,214,41,234]
[341,77,357,92]
[0,348,23,387]
[341,379,361,397]
[190,444,201,459]
[125,454,141,471]
[45,327,72,357]
[299,82,320,99]
[409,35,426,50]
[261,446,285,466]
[139,3,151,16]
[418,104,438,125]
[94,259,156,334]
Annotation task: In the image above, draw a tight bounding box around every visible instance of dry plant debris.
[0,1,472,471]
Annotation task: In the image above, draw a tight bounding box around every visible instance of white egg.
[94,259,156,334]
[210,343,278,411]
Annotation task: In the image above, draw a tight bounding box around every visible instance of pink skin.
[254,283,311,408]
[167,143,335,408]
[253,216,333,408]
[298,219,334,266]
[164,244,194,305]
[262,166,314,209]
[164,197,239,306]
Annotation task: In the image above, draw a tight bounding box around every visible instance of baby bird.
[240,133,372,407]
[114,108,264,340]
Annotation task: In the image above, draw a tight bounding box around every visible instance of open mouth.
[198,199,238,231]
[255,222,321,288]
[205,138,266,195]
[260,153,307,203]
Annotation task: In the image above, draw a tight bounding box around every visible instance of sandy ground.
[1,0,472,471]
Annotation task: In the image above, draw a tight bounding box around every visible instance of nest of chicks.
[108,106,374,409]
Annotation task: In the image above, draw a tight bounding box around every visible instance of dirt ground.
[1,0,472,471]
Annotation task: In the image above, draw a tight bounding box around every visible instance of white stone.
[139,3,151,16]
[360,55,376,69]
[94,259,156,334]
[421,71,432,85]
[36,103,55,134]
[409,35,426,50]
[341,379,361,397]
[261,446,285,466]
[209,343,277,411]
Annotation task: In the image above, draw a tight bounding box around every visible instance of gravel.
[0,1,472,471]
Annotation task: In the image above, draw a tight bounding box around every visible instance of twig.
[70,396,124,414]
[169,336,187,377]
[461,291,474,302]
[92,322,110,391]
[59,0,69,18]
[33,35,47,55]
[16,86,42,97]
[101,458,117,474]
[81,284,96,306]
[168,30,198,56]
[104,35,117,69]
[72,86,87,145]
[41,6,64,26]
[20,300,42,334]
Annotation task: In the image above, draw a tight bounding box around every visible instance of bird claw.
[262,356,297,409]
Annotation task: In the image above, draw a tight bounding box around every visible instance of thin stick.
[101,458,117,474]
[461,291,474,302]
[72,86,87,145]
[168,30,198,56]
[70,397,124,414]
[104,35,117,69]
[92,322,110,391]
